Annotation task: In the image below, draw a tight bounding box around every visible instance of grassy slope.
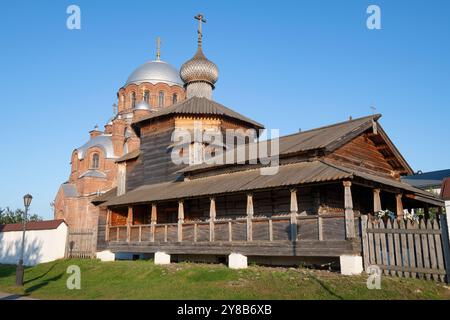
[0,259,449,300]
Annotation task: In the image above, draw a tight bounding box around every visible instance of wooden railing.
[107,213,347,243]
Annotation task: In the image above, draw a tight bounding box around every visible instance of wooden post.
[228,221,232,242]
[396,194,404,218]
[178,200,184,242]
[127,206,133,242]
[209,197,216,242]
[290,189,298,242]
[105,209,111,241]
[373,188,381,213]
[246,193,254,241]
[151,204,157,242]
[343,181,356,239]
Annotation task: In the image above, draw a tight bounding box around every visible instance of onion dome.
[180,14,218,99]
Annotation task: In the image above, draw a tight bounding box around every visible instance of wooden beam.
[290,189,298,242]
[151,204,157,242]
[343,181,356,239]
[247,193,253,241]
[105,209,111,241]
[396,194,404,218]
[127,206,133,243]
[178,200,184,242]
[209,197,216,242]
[373,188,382,213]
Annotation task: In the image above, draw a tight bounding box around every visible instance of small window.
[158,91,165,108]
[172,93,178,104]
[131,92,136,108]
[91,153,100,169]
[144,90,150,102]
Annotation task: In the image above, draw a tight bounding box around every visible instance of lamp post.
[16,194,32,286]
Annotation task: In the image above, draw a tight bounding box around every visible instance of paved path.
[0,291,36,300]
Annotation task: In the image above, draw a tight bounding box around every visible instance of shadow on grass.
[25,273,64,295]
[305,272,344,300]
[24,262,59,285]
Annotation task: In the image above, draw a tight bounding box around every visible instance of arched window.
[172,93,178,104]
[158,91,165,108]
[144,90,150,103]
[131,92,136,108]
[91,153,100,169]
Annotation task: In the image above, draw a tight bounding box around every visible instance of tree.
[0,207,43,224]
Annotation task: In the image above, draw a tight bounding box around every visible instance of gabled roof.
[181,114,413,175]
[0,220,67,232]
[132,96,264,130]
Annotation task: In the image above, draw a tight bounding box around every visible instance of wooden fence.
[66,229,96,259]
[361,215,450,282]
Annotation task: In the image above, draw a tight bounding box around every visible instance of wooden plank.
[433,219,445,282]
[379,220,389,275]
[269,219,273,242]
[439,214,450,284]
[420,219,431,280]
[228,221,232,242]
[406,221,417,279]
[361,215,370,271]
[366,228,441,235]
[368,219,376,267]
[413,221,424,279]
[427,220,438,281]
[393,220,401,277]
[399,220,410,278]
[386,219,396,276]
[374,265,447,276]
[374,221,382,266]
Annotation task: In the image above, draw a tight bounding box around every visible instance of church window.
[158,91,165,108]
[172,93,178,104]
[144,90,150,103]
[131,92,136,108]
[91,153,100,169]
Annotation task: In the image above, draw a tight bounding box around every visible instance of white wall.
[0,224,68,266]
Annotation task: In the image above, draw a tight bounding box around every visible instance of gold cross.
[194,14,206,46]
[156,37,161,60]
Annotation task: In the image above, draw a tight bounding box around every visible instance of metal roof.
[115,149,140,163]
[102,159,441,208]
[0,220,66,233]
[402,169,450,189]
[79,170,107,179]
[133,96,264,129]
[125,60,183,87]
[76,134,116,160]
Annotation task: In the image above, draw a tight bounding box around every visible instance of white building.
[0,220,68,266]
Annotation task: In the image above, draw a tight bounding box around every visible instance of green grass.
[0,259,449,300]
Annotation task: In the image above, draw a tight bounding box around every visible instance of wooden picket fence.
[361,215,450,282]
[65,229,96,259]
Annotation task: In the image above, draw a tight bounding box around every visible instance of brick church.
[54,39,186,232]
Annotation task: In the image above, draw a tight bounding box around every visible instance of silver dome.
[76,134,116,160]
[135,100,151,110]
[125,60,183,87]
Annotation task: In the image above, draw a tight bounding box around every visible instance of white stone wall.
[0,224,68,266]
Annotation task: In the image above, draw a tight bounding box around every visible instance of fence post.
[361,215,369,271]
[440,214,450,284]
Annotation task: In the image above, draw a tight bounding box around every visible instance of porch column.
[290,188,298,242]
[209,197,216,242]
[127,206,133,242]
[246,193,254,241]
[178,200,184,242]
[105,209,111,241]
[396,194,404,218]
[343,181,355,239]
[151,204,157,242]
[373,188,381,213]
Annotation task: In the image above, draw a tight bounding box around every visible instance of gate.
[65,229,96,259]
[361,215,450,282]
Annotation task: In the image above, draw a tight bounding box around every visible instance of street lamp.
[16,194,32,286]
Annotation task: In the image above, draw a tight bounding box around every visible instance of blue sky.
[0,0,449,219]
